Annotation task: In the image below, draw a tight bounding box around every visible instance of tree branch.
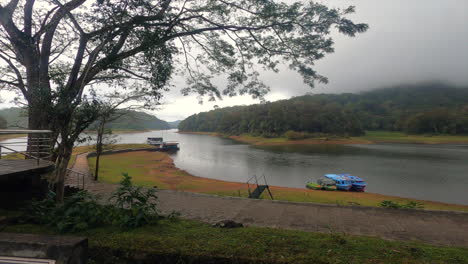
[24,0,35,36]
[0,53,27,99]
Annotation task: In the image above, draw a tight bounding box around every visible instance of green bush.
[27,173,159,232]
[379,200,424,209]
[109,173,159,228]
[27,191,110,232]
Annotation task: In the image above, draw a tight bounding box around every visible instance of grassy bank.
[179,131,468,145]
[87,150,468,212]
[3,215,468,264]
[178,131,372,145]
[361,131,468,144]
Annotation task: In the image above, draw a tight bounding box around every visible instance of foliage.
[0,108,27,128]
[27,191,109,233]
[380,200,424,209]
[109,173,159,228]
[26,174,159,232]
[179,83,468,136]
[0,0,367,201]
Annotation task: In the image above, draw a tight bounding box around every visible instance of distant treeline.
[178,83,468,136]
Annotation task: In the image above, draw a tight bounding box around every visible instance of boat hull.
[306,183,322,190]
[336,184,352,191]
[351,184,366,192]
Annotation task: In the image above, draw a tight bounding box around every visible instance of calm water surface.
[2,130,468,205]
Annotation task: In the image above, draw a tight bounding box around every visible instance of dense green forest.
[0,108,171,131]
[178,83,468,136]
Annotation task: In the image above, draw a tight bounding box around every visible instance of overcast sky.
[1,0,468,121]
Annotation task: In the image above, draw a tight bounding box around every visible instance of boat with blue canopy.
[342,174,367,192]
[324,174,352,191]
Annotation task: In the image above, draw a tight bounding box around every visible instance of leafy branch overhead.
[0,0,367,202]
[0,0,368,104]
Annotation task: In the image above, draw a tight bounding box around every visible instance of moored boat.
[306,181,322,190]
[324,174,352,191]
[345,175,367,192]
[317,178,337,191]
[159,141,180,151]
[147,137,163,146]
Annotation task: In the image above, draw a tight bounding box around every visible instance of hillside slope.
[0,108,170,131]
[179,82,468,136]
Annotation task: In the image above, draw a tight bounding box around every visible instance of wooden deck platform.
[0,159,55,177]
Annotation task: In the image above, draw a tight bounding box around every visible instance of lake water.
[2,129,468,205]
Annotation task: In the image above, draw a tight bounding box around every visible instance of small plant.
[109,173,159,228]
[380,200,424,209]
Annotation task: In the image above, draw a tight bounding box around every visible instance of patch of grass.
[2,216,468,264]
[86,150,468,212]
[362,131,468,144]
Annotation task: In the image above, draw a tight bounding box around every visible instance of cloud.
[2,0,467,122]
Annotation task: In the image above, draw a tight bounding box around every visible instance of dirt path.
[68,152,468,248]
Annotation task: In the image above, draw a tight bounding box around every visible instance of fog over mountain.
[155,0,468,121]
[1,0,467,121]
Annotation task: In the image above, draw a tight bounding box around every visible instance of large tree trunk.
[26,75,53,160]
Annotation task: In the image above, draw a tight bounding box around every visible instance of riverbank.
[83,128,151,134]
[179,131,468,145]
[86,147,468,212]
[178,131,373,145]
[361,131,468,144]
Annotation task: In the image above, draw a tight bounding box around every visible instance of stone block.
[0,233,87,264]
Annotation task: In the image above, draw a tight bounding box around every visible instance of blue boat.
[324,174,352,191]
[342,174,367,192]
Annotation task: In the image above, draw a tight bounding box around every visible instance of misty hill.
[167,120,182,129]
[102,110,170,131]
[0,108,171,131]
[178,83,468,136]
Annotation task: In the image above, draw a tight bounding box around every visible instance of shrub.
[27,191,110,233]
[109,173,159,228]
[26,173,160,232]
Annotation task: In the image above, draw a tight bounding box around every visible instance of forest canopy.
[178,83,468,137]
